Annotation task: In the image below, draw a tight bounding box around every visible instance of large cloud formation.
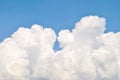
[0,16,120,80]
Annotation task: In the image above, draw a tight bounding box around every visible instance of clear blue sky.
[0,0,120,50]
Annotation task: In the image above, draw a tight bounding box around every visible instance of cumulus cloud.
[0,16,120,80]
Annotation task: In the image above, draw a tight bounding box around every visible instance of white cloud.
[0,16,120,80]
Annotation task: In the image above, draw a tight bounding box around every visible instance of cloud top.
[0,16,120,80]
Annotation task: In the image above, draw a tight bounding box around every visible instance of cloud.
[0,16,120,80]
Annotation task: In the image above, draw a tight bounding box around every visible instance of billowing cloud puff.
[0,16,120,80]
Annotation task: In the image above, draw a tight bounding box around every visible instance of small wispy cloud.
[0,16,120,80]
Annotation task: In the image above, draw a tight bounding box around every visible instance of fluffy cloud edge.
[0,16,120,80]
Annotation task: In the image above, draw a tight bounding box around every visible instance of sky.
[0,0,120,80]
[0,0,120,42]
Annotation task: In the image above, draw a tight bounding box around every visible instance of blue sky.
[0,0,120,50]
